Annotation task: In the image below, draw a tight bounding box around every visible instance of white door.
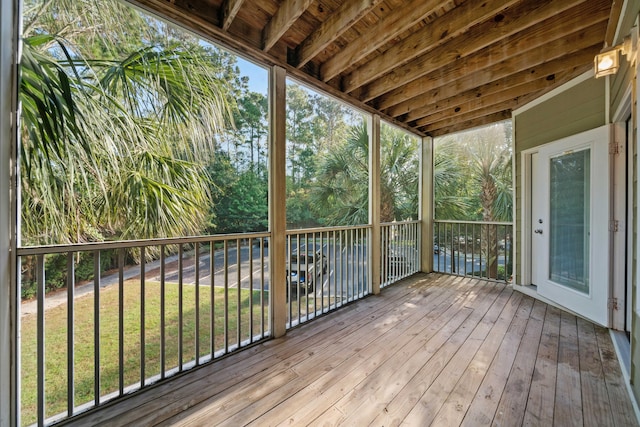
[531,125,611,326]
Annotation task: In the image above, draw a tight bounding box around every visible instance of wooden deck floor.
[68,273,638,427]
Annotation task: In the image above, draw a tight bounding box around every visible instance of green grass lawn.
[20,281,269,426]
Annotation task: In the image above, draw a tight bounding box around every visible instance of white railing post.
[368,115,381,295]
[269,65,287,338]
[420,136,434,273]
[0,0,18,424]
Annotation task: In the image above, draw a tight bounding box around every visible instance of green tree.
[311,122,419,226]
[380,124,419,221]
[434,122,512,222]
[208,158,268,233]
[311,122,369,225]
[20,0,235,245]
[236,91,268,168]
[286,84,315,187]
[434,139,473,220]
[311,96,350,152]
[434,121,513,278]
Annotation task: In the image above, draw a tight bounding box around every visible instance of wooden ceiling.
[128,0,619,137]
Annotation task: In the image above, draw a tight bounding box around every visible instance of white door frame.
[520,124,625,328]
[612,87,632,332]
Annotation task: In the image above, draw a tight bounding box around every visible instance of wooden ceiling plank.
[422,63,588,134]
[391,46,599,121]
[371,2,610,109]
[262,0,315,51]
[427,111,512,137]
[378,24,604,112]
[422,104,516,133]
[425,63,588,136]
[413,76,568,127]
[412,68,582,127]
[221,0,247,31]
[319,0,446,82]
[604,0,625,47]
[342,0,527,93]
[359,0,604,101]
[296,0,385,68]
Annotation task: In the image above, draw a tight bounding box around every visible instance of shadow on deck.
[64,273,638,426]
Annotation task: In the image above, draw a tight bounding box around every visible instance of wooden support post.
[420,136,434,273]
[269,65,287,338]
[369,115,381,295]
[0,0,18,424]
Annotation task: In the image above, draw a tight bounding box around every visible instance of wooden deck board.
[554,311,584,427]
[177,276,471,426]
[398,284,510,426]
[460,295,535,426]
[429,290,524,427]
[595,326,639,427]
[492,299,546,427]
[65,273,638,427]
[522,304,561,426]
[240,276,474,426]
[370,282,504,426]
[577,317,615,427]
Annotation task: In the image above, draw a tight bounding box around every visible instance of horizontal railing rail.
[18,232,270,426]
[433,220,513,282]
[285,225,371,329]
[381,221,420,288]
[16,231,271,255]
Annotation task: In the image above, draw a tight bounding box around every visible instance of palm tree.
[20,0,235,245]
[462,123,512,279]
[434,139,473,220]
[434,122,512,278]
[311,121,420,226]
[311,122,370,225]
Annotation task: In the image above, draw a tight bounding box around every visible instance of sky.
[236,57,269,95]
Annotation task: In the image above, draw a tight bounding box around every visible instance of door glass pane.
[549,149,590,294]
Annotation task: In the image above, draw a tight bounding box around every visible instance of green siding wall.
[611,57,633,120]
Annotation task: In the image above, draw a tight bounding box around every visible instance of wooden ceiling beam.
[360,0,604,101]
[412,73,571,127]
[412,65,589,128]
[372,7,609,110]
[604,0,625,47]
[391,46,599,121]
[220,0,246,31]
[427,111,512,137]
[421,103,516,134]
[296,0,384,68]
[342,0,528,94]
[422,60,586,136]
[319,0,446,82]
[262,0,315,51]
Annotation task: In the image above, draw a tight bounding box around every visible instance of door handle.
[534,229,543,234]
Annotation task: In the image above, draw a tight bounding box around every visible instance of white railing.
[18,232,270,426]
[380,221,421,288]
[433,220,513,282]
[285,225,371,329]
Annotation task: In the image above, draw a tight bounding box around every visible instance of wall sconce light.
[594,48,619,77]
[594,35,633,78]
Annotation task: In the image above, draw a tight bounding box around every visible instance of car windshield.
[290,254,314,264]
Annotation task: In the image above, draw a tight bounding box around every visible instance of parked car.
[286,244,328,294]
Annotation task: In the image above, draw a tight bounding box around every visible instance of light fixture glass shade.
[594,49,619,78]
